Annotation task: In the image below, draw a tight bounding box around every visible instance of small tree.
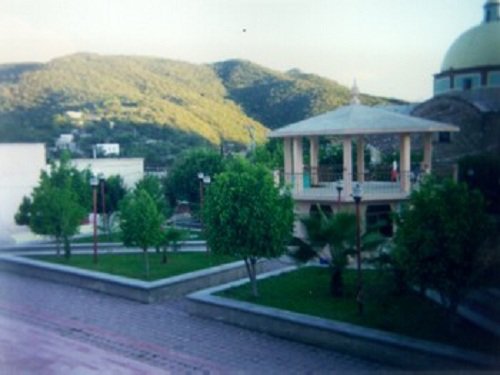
[25,155,87,258]
[160,226,186,264]
[394,178,493,321]
[120,189,163,278]
[135,175,169,216]
[15,196,32,225]
[98,175,127,234]
[203,158,294,297]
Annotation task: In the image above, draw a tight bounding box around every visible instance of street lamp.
[90,175,99,264]
[335,180,343,210]
[352,183,363,314]
[198,172,205,210]
[197,172,211,217]
[98,173,106,236]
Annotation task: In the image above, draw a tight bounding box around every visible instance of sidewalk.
[0,315,163,374]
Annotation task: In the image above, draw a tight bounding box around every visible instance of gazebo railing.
[277,168,418,200]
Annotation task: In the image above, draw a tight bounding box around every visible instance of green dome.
[441,22,500,71]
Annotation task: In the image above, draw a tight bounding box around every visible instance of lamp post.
[90,175,99,264]
[198,172,205,211]
[335,180,343,210]
[197,172,211,218]
[352,183,363,314]
[98,173,106,236]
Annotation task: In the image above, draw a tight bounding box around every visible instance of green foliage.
[458,153,500,214]
[394,178,493,316]
[0,54,267,147]
[160,226,187,263]
[218,267,500,355]
[251,139,283,169]
[164,148,225,208]
[203,157,294,296]
[28,155,88,258]
[100,175,127,214]
[33,252,237,281]
[120,189,164,251]
[135,175,169,216]
[14,196,32,225]
[213,60,393,129]
[120,188,164,278]
[293,207,385,296]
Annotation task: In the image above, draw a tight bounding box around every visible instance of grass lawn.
[31,252,237,281]
[72,232,123,243]
[72,228,204,244]
[218,266,500,355]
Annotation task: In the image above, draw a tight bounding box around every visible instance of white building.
[95,143,120,157]
[0,144,46,244]
[71,158,144,188]
[55,133,76,151]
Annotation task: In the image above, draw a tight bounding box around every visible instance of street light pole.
[352,183,363,314]
[90,175,99,264]
[99,174,106,236]
[198,172,205,213]
[335,180,343,211]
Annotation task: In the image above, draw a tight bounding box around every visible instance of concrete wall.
[0,143,46,243]
[71,158,144,189]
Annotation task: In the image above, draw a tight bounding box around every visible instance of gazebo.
[269,103,459,206]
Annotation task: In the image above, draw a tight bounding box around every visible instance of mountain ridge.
[0,53,402,165]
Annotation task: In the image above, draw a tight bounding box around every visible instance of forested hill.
[213,60,390,129]
[0,53,400,164]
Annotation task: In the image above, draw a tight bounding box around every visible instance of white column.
[356,137,365,183]
[343,136,352,197]
[423,133,433,173]
[309,136,319,186]
[283,138,293,184]
[399,133,411,193]
[293,137,304,191]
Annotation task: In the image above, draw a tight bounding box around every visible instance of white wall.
[0,144,46,242]
[71,158,144,189]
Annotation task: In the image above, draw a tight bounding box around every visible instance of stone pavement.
[0,272,392,373]
[0,315,164,374]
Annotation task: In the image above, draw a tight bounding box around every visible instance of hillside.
[0,53,398,165]
[213,60,389,129]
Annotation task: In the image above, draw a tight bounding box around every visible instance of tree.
[27,156,87,258]
[159,226,186,264]
[394,178,493,320]
[120,189,164,278]
[292,208,384,297]
[458,153,500,214]
[135,175,169,216]
[203,158,294,297]
[164,148,224,209]
[14,196,32,225]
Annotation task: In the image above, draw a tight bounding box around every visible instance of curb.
[187,267,499,371]
[0,253,266,303]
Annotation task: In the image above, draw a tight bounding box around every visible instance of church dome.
[441,22,500,71]
[434,0,500,97]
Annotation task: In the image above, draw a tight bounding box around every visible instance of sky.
[0,0,488,101]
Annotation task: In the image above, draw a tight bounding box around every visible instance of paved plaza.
[0,271,391,373]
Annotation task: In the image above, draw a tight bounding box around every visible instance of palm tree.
[291,206,384,297]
